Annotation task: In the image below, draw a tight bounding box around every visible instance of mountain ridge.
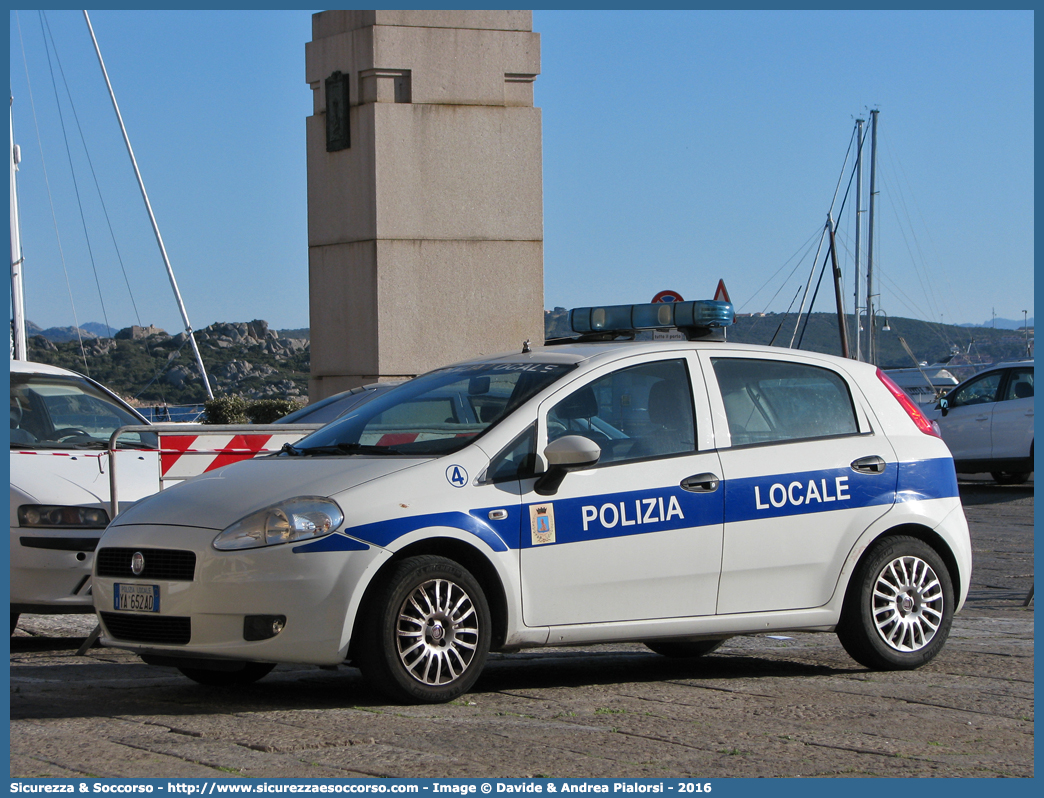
[22,312,1032,406]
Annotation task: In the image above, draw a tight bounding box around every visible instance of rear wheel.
[644,638,727,658]
[991,471,1030,485]
[837,536,954,670]
[176,661,275,687]
[356,555,490,704]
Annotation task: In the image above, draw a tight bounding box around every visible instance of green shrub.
[203,396,302,424]
[245,398,303,424]
[203,395,249,424]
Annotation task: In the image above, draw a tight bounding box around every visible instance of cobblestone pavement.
[9,477,1033,779]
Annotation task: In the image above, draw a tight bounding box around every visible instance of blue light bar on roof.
[570,300,734,334]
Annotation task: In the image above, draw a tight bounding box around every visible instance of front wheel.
[176,661,275,687]
[837,536,954,670]
[356,555,491,704]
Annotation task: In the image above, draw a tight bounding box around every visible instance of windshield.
[288,362,575,457]
[10,373,154,450]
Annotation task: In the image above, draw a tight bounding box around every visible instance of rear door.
[700,352,898,615]
[519,352,724,626]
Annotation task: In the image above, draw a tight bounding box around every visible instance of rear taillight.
[876,368,940,437]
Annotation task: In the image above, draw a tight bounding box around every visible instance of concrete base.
[310,239,543,396]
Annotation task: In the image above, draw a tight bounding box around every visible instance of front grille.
[100,612,191,645]
[96,547,196,581]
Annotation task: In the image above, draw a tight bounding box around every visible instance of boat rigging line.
[791,120,864,351]
[13,11,90,372]
[40,11,113,343]
[40,11,150,340]
[83,10,214,399]
[739,226,823,315]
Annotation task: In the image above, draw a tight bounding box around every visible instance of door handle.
[851,455,887,474]
[681,473,720,492]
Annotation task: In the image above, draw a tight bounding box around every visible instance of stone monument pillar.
[305,10,543,398]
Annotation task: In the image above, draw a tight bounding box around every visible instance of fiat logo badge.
[131,551,145,576]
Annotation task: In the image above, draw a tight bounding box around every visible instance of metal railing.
[105,424,323,520]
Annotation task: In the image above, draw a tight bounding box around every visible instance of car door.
[991,366,1034,460]
[518,353,724,627]
[937,368,1004,461]
[700,352,898,615]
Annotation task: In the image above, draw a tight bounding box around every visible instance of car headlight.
[213,497,344,551]
[17,505,110,529]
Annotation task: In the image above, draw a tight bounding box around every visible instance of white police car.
[10,360,157,632]
[91,300,972,703]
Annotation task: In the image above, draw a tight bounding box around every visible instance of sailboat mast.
[83,11,214,399]
[10,97,27,361]
[853,117,863,361]
[865,109,879,364]
[828,215,849,358]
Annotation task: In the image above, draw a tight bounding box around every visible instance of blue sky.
[9,9,1034,337]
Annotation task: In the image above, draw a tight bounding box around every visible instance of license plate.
[114,583,159,612]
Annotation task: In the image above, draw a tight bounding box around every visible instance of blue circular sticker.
[445,464,469,488]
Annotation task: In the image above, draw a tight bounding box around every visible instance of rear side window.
[712,358,858,446]
[1003,367,1033,401]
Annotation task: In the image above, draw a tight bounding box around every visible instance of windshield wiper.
[294,442,403,456]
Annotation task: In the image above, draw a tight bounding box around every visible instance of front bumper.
[92,524,388,666]
[10,527,100,613]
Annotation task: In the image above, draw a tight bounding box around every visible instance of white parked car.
[9,360,157,631]
[91,300,972,703]
[926,361,1033,484]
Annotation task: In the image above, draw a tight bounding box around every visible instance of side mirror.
[939,397,949,417]
[534,435,601,496]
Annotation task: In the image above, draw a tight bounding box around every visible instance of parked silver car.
[926,360,1033,484]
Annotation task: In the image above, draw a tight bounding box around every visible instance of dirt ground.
[9,477,1033,779]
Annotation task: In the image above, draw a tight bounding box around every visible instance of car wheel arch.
[840,524,961,614]
[350,536,509,656]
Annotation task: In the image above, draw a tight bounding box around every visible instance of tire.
[991,471,1030,485]
[837,536,954,670]
[176,661,275,687]
[356,555,491,704]
[644,638,728,658]
[10,613,19,635]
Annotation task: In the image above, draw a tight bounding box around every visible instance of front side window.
[712,358,858,446]
[290,362,575,457]
[546,358,696,465]
[487,424,538,483]
[10,374,152,449]
[949,370,1003,409]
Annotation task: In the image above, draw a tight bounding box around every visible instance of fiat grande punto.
[92,300,972,703]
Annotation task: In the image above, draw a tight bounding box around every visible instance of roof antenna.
[522,339,532,353]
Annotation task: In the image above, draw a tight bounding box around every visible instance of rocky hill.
[26,320,309,406]
[25,311,1032,407]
